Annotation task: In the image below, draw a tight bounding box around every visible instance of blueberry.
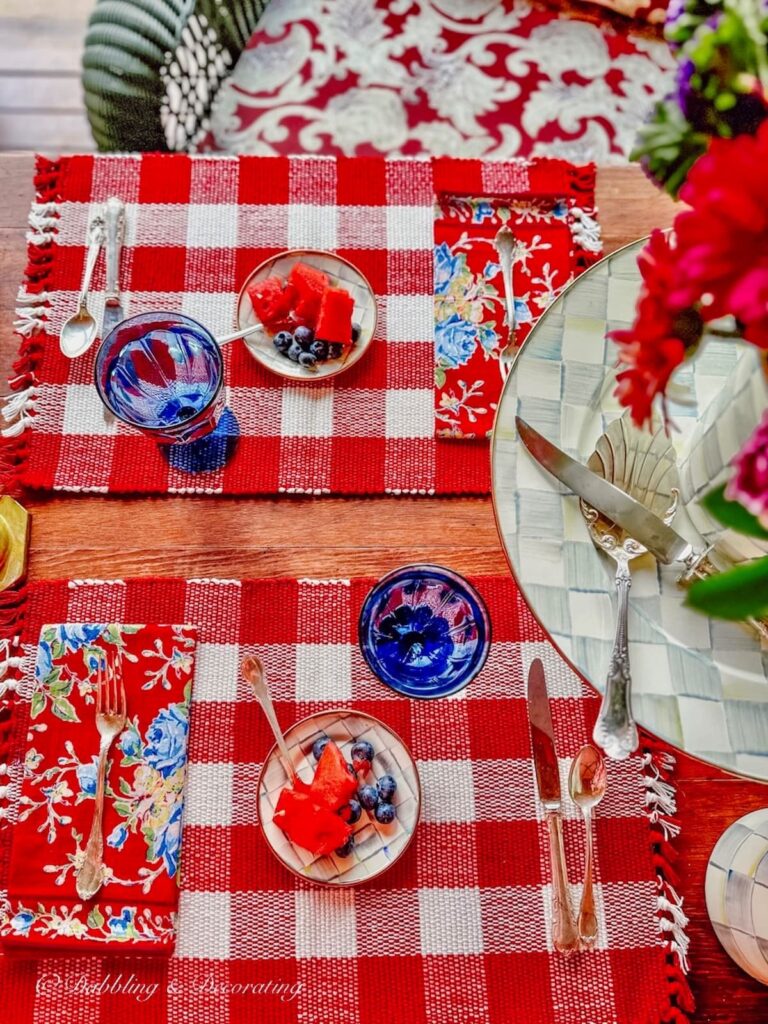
[309,339,329,361]
[341,799,362,824]
[358,784,378,810]
[377,775,397,802]
[273,330,293,353]
[312,735,330,761]
[327,342,343,360]
[298,351,317,368]
[351,322,362,343]
[335,836,355,858]
[295,325,315,349]
[351,740,374,772]
[346,762,356,776]
[374,801,396,825]
[286,340,302,362]
[351,740,374,762]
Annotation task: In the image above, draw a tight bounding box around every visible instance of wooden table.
[1,153,766,1022]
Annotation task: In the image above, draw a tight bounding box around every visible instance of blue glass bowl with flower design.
[358,564,490,698]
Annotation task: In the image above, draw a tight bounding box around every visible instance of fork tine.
[96,656,103,714]
[109,653,117,716]
[117,655,126,720]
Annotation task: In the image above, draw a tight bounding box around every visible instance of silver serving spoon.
[568,744,607,946]
[494,225,519,378]
[240,655,296,782]
[60,215,105,358]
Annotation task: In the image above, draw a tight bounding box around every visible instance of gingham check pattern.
[0,576,678,1024]
[14,154,595,496]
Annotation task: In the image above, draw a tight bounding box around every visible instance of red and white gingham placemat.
[3,154,598,497]
[0,575,693,1024]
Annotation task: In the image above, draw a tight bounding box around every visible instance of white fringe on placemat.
[640,740,695,1023]
[2,195,59,442]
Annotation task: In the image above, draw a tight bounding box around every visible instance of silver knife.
[101,196,125,339]
[516,416,698,568]
[517,416,768,641]
[527,658,580,956]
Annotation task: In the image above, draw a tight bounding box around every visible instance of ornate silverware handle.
[78,216,104,309]
[104,197,125,304]
[578,808,598,944]
[75,734,110,899]
[593,564,639,761]
[546,811,580,955]
[677,549,768,641]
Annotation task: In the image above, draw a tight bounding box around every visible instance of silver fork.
[75,653,127,900]
[494,225,519,380]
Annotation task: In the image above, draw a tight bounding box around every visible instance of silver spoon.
[568,744,607,946]
[60,215,105,358]
[240,655,296,782]
[493,225,518,377]
[217,322,265,346]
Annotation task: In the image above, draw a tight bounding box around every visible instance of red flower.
[611,230,702,427]
[673,121,768,348]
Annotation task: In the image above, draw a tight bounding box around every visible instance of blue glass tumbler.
[94,312,225,446]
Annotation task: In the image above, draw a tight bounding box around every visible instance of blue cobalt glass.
[94,312,225,446]
[359,564,490,698]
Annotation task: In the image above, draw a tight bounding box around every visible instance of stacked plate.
[706,808,768,984]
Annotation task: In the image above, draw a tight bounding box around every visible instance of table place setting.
[0,573,694,1024]
[2,152,601,497]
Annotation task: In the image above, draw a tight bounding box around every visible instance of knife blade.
[526,658,580,955]
[527,657,561,810]
[101,196,125,339]
[516,416,695,566]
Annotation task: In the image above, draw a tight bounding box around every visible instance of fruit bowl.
[257,709,421,886]
[236,249,377,381]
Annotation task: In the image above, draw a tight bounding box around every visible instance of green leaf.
[119,777,132,795]
[50,640,65,660]
[702,485,768,540]
[51,696,78,722]
[30,690,46,719]
[685,556,768,620]
[113,800,132,816]
[42,627,56,643]
[48,674,72,696]
[435,366,446,389]
[86,906,104,929]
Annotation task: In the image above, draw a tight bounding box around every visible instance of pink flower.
[726,410,768,523]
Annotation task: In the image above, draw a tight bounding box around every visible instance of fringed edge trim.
[0,583,29,827]
[0,155,62,494]
[640,736,696,1024]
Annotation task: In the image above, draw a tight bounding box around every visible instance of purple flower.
[726,411,768,522]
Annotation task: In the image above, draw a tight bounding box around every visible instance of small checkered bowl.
[236,249,378,381]
[257,708,421,886]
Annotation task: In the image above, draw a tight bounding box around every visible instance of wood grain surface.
[1,152,766,1021]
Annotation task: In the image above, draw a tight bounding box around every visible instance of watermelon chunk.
[247,275,296,330]
[274,788,351,855]
[315,286,354,346]
[288,262,328,323]
[311,740,358,811]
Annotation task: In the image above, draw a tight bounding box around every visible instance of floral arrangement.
[618,0,768,620]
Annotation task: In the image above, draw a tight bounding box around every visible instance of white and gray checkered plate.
[492,239,768,778]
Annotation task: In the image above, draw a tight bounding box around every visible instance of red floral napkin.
[434,194,592,438]
[1,623,197,956]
